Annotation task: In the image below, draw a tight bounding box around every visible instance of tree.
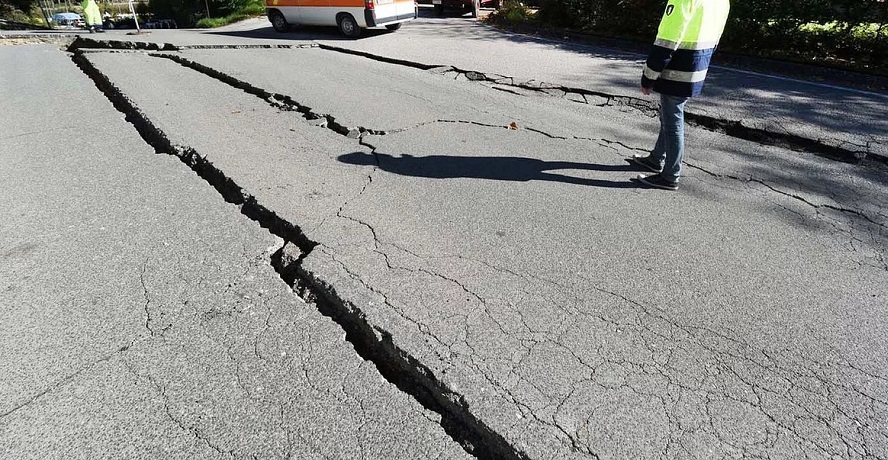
[149,0,252,26]
[0,0,37,15]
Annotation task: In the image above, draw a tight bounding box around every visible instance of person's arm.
[641,0,695,91]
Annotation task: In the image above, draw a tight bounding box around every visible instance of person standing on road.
[81,0,104,33]
[630,0,730,190]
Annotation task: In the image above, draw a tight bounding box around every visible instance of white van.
[266,0,416,37]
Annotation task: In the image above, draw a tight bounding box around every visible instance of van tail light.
[365,0,374,9]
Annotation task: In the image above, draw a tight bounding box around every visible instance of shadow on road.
[206,25,393,41]
[338,151,640,188]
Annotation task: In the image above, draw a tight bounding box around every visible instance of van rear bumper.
[364,8,417,27]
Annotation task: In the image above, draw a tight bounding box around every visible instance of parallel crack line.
[145,47,884,233]
[0,341,136,420]
[65,37,884,164]
[70,48,529,460]
[150,52,383,139]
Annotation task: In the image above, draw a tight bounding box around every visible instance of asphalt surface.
[0,45,470,460]
[2,15,888,460]
[8,14,884,159]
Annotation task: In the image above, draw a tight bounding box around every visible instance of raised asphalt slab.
[0,44,471,460]
[71,41,888,460]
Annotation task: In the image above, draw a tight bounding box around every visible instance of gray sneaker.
[636,173,678,191]
[626,155,663,173]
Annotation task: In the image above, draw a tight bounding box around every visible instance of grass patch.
[483,0,535,27]
[196,0,264,27]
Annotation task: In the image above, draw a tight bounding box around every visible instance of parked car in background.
[431,0,497,17]
[51,12,84,28]
[267,0,417,38]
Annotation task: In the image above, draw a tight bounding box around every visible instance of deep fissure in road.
[65,40,888,459]
[69,48,530,460]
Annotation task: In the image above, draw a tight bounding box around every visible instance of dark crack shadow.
[338,151,641,188]
[205,24,394,41]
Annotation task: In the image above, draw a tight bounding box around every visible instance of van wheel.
[270,11,289,32]
[269,11,289,32]
[385,22,402,30]
[433,4,443,15]
[337,14,361,38]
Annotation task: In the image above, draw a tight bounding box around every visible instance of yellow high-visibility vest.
[642,0,730,97]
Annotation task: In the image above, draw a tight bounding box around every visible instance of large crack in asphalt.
[65,42,888,458]
[66,36,884,165]
[69,48,528,460]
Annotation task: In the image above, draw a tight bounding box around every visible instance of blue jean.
[650,93,690,182]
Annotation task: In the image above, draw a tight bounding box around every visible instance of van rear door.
[367,0,415,26]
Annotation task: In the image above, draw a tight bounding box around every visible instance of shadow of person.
[338,152,639,188]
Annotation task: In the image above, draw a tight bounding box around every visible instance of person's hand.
[640,86,652,96]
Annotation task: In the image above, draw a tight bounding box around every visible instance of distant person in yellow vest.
[629,0,730,191]
[81,0,104,33]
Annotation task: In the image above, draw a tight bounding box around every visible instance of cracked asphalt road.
[2,18,888,460]
[0,45,470,460]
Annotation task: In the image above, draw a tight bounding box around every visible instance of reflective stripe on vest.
[653,38,722,51]
[642,0,729,97]
[660,68,708,83]
[645,66,707,83]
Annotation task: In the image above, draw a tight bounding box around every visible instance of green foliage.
[719,0,888,71]
[149,0,261,26]
[538,0,662,38]
[195,10,250,26]
[135,1,150,15]
[486,0,534,25]
[534,0,888,73]
[0,0,37,17]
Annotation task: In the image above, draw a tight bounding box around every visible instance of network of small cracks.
[69,47,888,459]
[332,230,888,459]
[326,165,886,459]
[326,114,887,458]
[685,163,888,272]
[121,360,243,458]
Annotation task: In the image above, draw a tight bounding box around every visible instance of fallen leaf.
[509,121,519,130]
